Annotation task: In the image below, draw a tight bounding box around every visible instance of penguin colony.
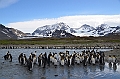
[4,49,117,71]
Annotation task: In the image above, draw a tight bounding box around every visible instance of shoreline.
[1,43,120,63]
[0,43,120,49]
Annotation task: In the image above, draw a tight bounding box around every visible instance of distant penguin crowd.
[3,49,118,71]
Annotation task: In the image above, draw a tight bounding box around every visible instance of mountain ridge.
[32,22,120,37]
[1,22,120,40]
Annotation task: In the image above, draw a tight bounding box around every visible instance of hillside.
[0,24,26,40]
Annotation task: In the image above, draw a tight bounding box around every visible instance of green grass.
[0,37,120,45]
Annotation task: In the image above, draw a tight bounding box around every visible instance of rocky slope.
[0,24,26,40]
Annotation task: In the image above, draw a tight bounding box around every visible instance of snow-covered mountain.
[94,24,120,36]
[32,22,120,37]
[0,24,26,40]
[32,22,76,37]
[52,29,75,38]
[72,24,95,36]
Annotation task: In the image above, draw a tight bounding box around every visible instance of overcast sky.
[0,0,120,33]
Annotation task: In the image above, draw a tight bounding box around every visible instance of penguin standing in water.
[83,55,87,66]
[79,54,82,63]
[9,54,12,62]
[67,56,70,67]
[108,55,112,69]
[27,59,33,71]
[42,52,47,68]
[91,55,95,65]
[4,51,11,60]
[29,53,33,61]
[99,52,105,65]
[96,53,100,63]
[108,55,112,64]
[112,55,117,71]
[76,54,80,65]
[23,54,27,65]
[38,55,40,66]
[61,58,64,66]
[18,53,22,63]
[38,53,43,66]
[54,57,58,68]
[67,56,72,67]
[47,52,52,66]
[71,54,75,65]
[112,55,117,64]
[32,51,37,64]
[88,53,92,64]
[19,53,26,65]
[60,54,65,66]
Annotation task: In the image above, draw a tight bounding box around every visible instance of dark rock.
[54,74,58,76]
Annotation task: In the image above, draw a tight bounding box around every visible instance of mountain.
[72,24,95,36]
[94,24,113,36]
[78,24,95,31]
[0,24,26,40]
[113,26,120,33]
[32,23,97,37]
[73,24,120,36]
[32,22,76,37]
[32,22,120,37]
[10,28,26,37]
[94,24,120,36]
[52,29,75,38]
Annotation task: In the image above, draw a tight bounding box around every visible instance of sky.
[0,0,120,33]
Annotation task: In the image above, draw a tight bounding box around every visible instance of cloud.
[7,15,120,33]
[0,0,18,8]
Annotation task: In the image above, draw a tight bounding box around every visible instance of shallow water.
[0,49,120,79]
